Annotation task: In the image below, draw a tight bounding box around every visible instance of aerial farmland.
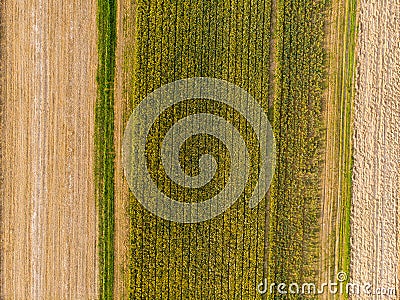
[0,0,398,299]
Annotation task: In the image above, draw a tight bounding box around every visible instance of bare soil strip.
[351,0,399,298]
[320,0,343,290]
[1,0,98,298]
[113,0,137,297]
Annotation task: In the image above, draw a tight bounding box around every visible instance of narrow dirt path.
[113,0,137,297]
[351,0,400,298]
[320,0,343,290]
[1,0,98,298]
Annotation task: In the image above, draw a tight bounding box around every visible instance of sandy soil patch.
[1,0,98,298]
[351,0,399,298]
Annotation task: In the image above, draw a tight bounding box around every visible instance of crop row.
[267,0,328,295]
[126,0,330,298]
[95,0,117,298]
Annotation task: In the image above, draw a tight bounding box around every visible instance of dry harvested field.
[351,0,400,298]
[0,0,99,299]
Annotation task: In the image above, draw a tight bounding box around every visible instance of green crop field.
[96,0,117,298]
[94,0,356,298]
[128,1,272,299]
[267,0,328,292]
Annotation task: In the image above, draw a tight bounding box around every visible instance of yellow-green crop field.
[95,0,356,298]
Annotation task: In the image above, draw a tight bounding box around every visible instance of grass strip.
[95,0,117,298]
[336,0,357,290]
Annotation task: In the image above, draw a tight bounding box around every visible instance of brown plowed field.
[351,0,399,298]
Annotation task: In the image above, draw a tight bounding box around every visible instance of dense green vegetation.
[129,0,272,298]
[95,0,117,298]
[267,0,328,296]
[94,0,356,298]
[269,0,327,290]
[129,0,329,297]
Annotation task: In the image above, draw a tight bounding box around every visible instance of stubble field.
[0,0,99,298]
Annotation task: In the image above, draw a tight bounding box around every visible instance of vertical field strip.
[267,0,329,294]
[128,0,272,298]
[96,0,117,298]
